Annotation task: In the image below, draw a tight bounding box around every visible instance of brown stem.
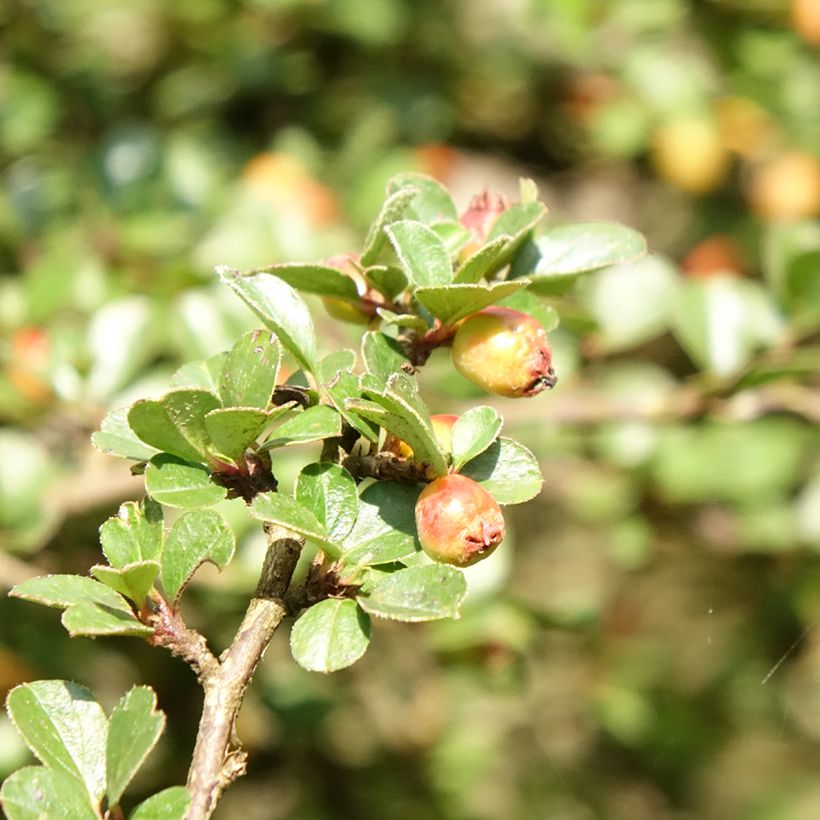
[184,525,302,819]
[342,452,435,484]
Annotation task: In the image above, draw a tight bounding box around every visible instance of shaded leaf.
[376,308,428,331]
[358,564,467,622]
[451,406,503,471]
[10,575,133,613]
[144,455,226,509]
[219,329,280,409]
[218,266,318,373]
[363,264,408,300]
[386,220,453,287]
[454,235,513,284]
[430,220,471,255]
[106,687,165,808]
[161,510,235,603]
[296,463,358,543]
[6,681,107,802]
[290,598,371,673]
[460,437,542,504]
[342,481,421,566]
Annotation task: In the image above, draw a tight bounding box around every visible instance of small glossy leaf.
[386,220,453,287]
[487,201,546,242]
[170,353,226,393]
[144,455,226,509]
[324,369,380,443]
[250,492,341,557]
[363,264,408,299]
[290,598,371,673]
[262,404,342,448]
[106,687,165,808]
[130,787,191,820]
[218,266,318,373]
[91,408,159,462]
[161,510,235,603]
[454,235,513,284]
[10,575,133,612]
[414,280,527,325]
[361,186,419,265]
[62,601,153,637]
[358,564,467,622]
[158,389,222,457]
[451,406,503,471]
[204,407,270,462]
[512,222,647,287]
[342,481,421,566]
[386,172,458,223]
[219,329,280,409]
[361,331,412,382]
[296,463,358,543]
[317,349,357,385]
[6,681,107,802]
[129,399,203,463]
[460,437,542,505]
[260,262,359,300]
[100,497,163,568]
[91,561,159,605]
[0,767,97,820]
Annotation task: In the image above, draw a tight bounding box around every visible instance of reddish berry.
[451,307,556,398]
[415,474,505,567]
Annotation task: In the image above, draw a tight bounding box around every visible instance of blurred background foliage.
[1,0,820,817]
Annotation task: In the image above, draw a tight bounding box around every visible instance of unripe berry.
[415,474,505,567]
[451,307,556,398]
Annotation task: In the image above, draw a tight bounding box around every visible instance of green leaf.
[497,289,559,332]
[62,601,153,637]
[170,353,226,393]
[161,510,235,603]
[290,598,371,673]
[430,220,471,255]
[323,368,379,443]
[129,389,222,462]
[218,266,318,373]
[414,280,527,325]
[358,564,467,622]
[376,308,428,331]
[454,236,513,284]
[512,222,648,290]
[450,406,502,471]
[10,574,133,613]
[488,201,546,243]
[342,481,421,566]
[386,173,458,223]
[361,187,419,266]
[0,767,98,820]
[260,262,360,300]
[144,455,226,509]
[296,463,358,543]
[351,373,448,476]
[262,404,342,448]
[204,407,270,462]
[106,687,165,808]
[385,220,453,287]
[363,264,408,300]
[100,497,163,567]
[219,329,281,409]
[91,408,160,462]
[460,437,542,505]
[91,561,159,605]
[361,331,411,382]
[130,787,192,820]
[317,349,357,385]
[250,492,341,557]
[672,277,785,375]
[6,681,107,802]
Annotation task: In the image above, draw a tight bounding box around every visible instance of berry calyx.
[415,474,505,567]
[451,306,556,398]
